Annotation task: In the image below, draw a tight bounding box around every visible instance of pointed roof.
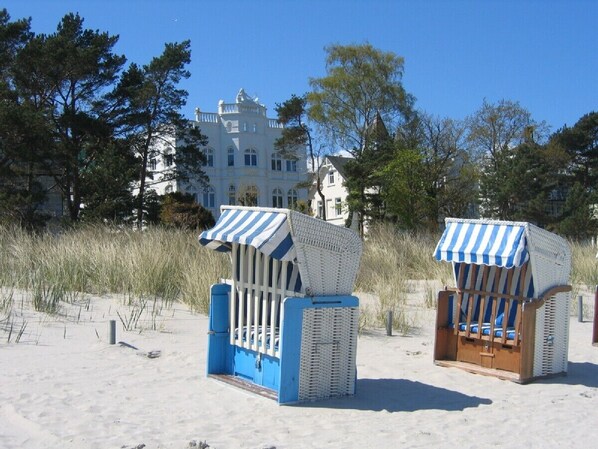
[324,155,353,179]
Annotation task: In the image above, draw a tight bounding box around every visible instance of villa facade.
[310,155,355,227]
[151,89,308,218]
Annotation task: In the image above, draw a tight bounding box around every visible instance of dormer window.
[328,170,335,185]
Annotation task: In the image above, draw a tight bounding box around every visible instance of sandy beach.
[1,287,597,449]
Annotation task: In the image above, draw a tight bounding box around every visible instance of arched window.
[286,159,297,172]
[271,153,282,171]
[227,147,235,167]
[272,188,283,208]
[287,189,298,209]
[202,186,215,208]
[244,148,257,166]
[165,184,173,194]
[204,148,214,167]
[228,184,236,205]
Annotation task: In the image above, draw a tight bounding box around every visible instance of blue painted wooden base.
[206,283,358,404]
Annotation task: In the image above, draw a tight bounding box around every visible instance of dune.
[1,286,597,449]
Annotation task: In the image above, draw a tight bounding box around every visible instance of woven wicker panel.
[525,223,571,295]
[298,307,358,402]
[533,292,571,377]
[552,292,571,373]
[533,301,546,377]
[288,211,362,296]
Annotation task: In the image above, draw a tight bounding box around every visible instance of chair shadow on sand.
[300,378,492,412]
[537,361,598,388]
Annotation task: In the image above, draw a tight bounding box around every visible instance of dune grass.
[1,222,596,329]
[0,224,229,314]
[355,223,452,333]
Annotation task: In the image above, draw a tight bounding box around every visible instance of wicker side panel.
[533,293,571,377]
[552,292,571,373]
[298,307,358,402]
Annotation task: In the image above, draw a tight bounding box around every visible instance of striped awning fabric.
[199,207,296,262]
[434,219,529,268]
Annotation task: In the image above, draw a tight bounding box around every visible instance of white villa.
[150,89,308,218]
[310,155,354,227]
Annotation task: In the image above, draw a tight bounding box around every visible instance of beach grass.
[0,223,596,326]
[0,224,229,314]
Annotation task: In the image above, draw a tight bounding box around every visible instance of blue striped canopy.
[199,207,296,262]
[434,219,529,268]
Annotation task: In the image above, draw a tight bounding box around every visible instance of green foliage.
[377,148,430,229]
[14,13,126,222]
[550,111,598,189]
[308,43,414,155]
[159,192,215,231]
[112,40,209,227]
[79,142,137,223]
[308,44,415,233]
[555,183,598,240]
[468,99,548,220]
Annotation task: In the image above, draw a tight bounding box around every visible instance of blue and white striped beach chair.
[433,218,572,383]
[200,206,362,403]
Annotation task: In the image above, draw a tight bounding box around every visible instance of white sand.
[1,288,597,449]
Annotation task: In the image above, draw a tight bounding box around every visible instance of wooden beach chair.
[433,218,572,383]
[199,206,362,403]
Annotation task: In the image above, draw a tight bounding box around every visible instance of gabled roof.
[324,155,353,179]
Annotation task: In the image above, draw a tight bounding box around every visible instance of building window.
[164,154,173,167]
[317,201,323,218]
[252,123,257,133]
[202,186,215,208]
[286,159,297,172]
[244,148,257,166]
[287,189,298,209]
[204,148,214,167]
[272,188,283,208]
[227,147,235,167]
[226,122,232,133]
[335,198,342,216]
[165,184,173,194]
[271,153,282,171]
[328,170,335,185]
[228,184,236,205]
[149,158,157,171]
[243,122,247,132]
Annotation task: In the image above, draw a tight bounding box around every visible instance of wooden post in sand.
[109,320,116,345]
[578,295,584,322]
[386,311,393,336]
[593,286,598,346]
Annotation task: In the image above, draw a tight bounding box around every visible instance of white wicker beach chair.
[433,218,572,382]
[200,206,362,403]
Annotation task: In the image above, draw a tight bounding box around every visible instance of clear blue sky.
[4,0,597,132]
